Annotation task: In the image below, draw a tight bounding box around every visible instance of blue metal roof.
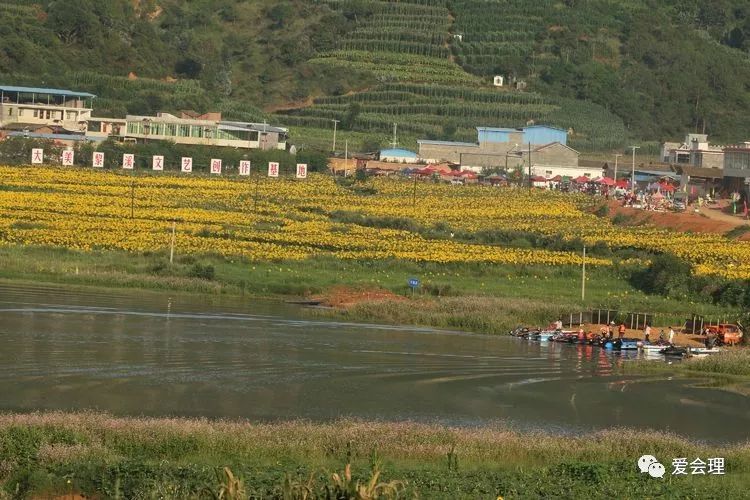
[380,148,418,157]
[417,139,478,147]
[6,131,104,142]
[0,85,96,99]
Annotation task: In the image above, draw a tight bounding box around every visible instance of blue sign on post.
[408,278,420,288]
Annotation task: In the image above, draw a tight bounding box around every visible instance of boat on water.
[639,343,671,352]
[660,346,688,357]
[617,338,640,350]
[688,347,722,356]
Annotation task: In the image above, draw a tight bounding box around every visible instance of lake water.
[1,283,749,443]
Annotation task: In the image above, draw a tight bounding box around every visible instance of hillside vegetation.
[1,0,749,151]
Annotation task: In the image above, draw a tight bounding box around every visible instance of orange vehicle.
[705,324,744,345]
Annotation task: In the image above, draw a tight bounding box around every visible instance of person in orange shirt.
[618,323,626,339]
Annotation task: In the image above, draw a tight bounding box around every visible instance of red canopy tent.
[550,175,563,182]
[415,167,436,176]
[659,182,675,192]
[615,179,629,188]
[598,177,615,186]
[531,175,547,182]
[460,171,478,179]
[573,175,591,183]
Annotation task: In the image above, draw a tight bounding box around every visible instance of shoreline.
[0,411,748,498]
[0,273,737,349]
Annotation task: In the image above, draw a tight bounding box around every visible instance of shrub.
[188,263,215,281]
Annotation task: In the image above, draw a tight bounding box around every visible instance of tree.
[342,103,361,130]
[46,0,99,46]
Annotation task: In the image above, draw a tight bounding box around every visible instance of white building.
[0,85,95,134]
[92,112,288,151]
[662,133,723,169]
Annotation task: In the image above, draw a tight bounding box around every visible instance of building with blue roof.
[379,147,419,163]
[0,85,96,135]
[418,124,574,170]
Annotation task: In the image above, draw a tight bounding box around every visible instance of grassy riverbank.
[0,412,748,499]
[0,245,741,335]
[624,349,750,380]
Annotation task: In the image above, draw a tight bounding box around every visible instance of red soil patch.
[606,201,750,239]
[315,286,405,308]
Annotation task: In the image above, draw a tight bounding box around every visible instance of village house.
[418,125,575,171]
[105,112,289,150]
[722,143,750,196]
[662,134,724,169]
[418,125,581,180]
[0,85,95,137]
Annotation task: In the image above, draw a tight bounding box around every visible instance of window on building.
[179,125,190,137]
[33,109,38,118]
[545,170,553,176]
[127,122,142,135]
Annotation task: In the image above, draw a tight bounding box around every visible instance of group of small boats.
[509,327,722,358]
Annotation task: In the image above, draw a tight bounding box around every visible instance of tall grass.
[0,412,748,498]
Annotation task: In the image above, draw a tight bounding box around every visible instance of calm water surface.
[1,283,749,443]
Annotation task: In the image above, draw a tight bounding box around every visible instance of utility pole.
[581,246,586,301]
[613,153,622,181]
[331,119,339,153]
[344,140,349,177]
[528,142,532,190]
[169,220,176,264]
[630,146,640,195]
[412,173,418,208]
[390,122,398,149]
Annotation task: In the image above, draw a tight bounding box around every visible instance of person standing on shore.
[668,327,675,345]
[618,322,626,339]
[555,318,563,331]
[644,323,652,343]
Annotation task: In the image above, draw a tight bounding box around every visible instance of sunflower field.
[0,165,748,280]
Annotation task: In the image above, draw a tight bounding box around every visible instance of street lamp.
[630,146,640,194]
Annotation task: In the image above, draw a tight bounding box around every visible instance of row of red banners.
[29,149,307,178]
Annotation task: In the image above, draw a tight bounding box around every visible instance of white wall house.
[0,85,95,134]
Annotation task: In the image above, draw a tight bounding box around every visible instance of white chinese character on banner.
[62,150,74,166]
[239,160,251,176]
[268,162,279,177]
[181,157,193,173]
[92,152,105,168]
[123,154,134,170]
[31,148,43,164]
[152,155,164,171]
[210,159,222,174]
[296,163,308,179]
[707,458,725,475]
[672,458,688,475]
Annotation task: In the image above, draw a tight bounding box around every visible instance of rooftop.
[380,148,418,157]
[417,139,478,147]
[0,85,96,99]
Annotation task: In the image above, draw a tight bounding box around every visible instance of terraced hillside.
[274,0,627,152]
[2,0,750,152]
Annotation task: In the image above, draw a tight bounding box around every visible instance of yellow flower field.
[0,165,747,279]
